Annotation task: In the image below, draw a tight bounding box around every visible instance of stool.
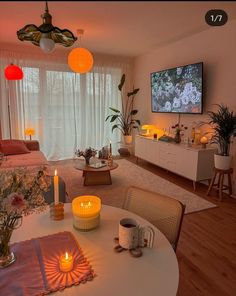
[206,168,233,201]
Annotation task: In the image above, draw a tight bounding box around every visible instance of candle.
[73,196,101,218]
[59,252,73,272]
[109,140,112,155]
[200,136,208,144]
[54,169,59,205]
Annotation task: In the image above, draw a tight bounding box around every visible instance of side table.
[206,167,233,201]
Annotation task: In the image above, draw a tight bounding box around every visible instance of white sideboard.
[135,135,217,188]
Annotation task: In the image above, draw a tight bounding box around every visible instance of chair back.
[123,186,185,251]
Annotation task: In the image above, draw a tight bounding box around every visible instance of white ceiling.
[0,1,236,57]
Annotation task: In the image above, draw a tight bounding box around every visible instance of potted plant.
[207,104,236,170]
[105,74,141,144]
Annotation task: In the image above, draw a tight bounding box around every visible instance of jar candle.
[59,252,73,272]
[72,195,101,231]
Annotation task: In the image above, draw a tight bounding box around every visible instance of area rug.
[49,159,216,214]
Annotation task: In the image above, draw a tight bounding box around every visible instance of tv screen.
[151,62,203,114]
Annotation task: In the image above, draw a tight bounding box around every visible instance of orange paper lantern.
[4,64,23,80]
[68,48,94,73]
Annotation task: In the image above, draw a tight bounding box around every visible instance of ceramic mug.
[119,218,155,249]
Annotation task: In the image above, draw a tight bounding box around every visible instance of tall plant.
[105,74,140,135]
[207,104,236,156]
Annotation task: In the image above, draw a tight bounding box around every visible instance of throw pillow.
[0,140,30,155]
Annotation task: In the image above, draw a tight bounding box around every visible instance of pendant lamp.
[4,64,24,139]
[4,64,24,80]
[17,1,77,53]
[68,29,94,74]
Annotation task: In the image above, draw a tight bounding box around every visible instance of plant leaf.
[127,88,140,97]
[105,115,112,121]
[118,74,125,91]
[110,115,119,122]
[112,125,118,133]
[109,107,120,113]
[130,109,138,116]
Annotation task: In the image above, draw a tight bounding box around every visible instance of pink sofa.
[0,140,49,169]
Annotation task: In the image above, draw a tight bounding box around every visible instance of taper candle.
[54,169,59,205]
[109,140,112,155]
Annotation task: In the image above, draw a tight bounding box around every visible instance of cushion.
[0,140,30,155]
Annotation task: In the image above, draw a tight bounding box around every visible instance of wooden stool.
[206,168,233,201]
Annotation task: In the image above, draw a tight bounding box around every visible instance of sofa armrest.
[23,140,40,151]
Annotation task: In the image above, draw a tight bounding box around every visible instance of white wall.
[134,19,236,193]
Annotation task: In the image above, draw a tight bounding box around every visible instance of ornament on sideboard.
[171,123,188,144]
[200,136,208,149]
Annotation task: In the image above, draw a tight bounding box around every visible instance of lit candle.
[59,252,73,272]
[54,169,59,205]
[109,140,112,155]
[72,196,101,230]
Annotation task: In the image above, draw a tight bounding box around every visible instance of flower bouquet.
[75,147,97,165]
[171,123,188,143]
[0,167,51,267]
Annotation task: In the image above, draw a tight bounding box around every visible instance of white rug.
[49,159,216,214]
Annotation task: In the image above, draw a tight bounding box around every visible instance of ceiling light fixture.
[68,29,94,73]
[17,1,77,53]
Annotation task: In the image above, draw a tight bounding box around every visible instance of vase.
[124,135,132,145]
[0,216,22,268]
[85,157,91,165]
[174,133,181,144]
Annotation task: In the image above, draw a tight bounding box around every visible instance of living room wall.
[134,19,236,195]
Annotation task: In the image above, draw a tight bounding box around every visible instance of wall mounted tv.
[151,62,203,114]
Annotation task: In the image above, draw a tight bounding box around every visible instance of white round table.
[12,204,179,296]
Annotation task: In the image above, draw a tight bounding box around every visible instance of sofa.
[0,139,66,204]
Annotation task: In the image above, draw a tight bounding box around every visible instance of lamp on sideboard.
[25,128,35,140]
[4,63,24,139]
[141,125,156,137]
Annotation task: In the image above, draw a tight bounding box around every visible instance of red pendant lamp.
[4,64,24,80]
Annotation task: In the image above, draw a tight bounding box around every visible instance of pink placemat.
[0,231,95,296]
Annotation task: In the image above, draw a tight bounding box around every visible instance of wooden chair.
[123,186,185,252]
[206,167,233,201]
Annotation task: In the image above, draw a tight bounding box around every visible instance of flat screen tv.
[151,62,203,114]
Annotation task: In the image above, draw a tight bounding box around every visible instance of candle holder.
[50,202,64,220]
[107,153,113,167]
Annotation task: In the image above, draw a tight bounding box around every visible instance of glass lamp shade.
[39,37,55,53]
[4,64,23,80]
[68,48,94,73]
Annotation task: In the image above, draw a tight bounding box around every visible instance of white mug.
[119,218,155,249]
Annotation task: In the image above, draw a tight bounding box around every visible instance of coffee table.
[75,161,118,186]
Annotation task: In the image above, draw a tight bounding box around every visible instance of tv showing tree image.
[151,62,203,114]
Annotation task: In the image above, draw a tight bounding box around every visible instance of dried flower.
[75,147,97,159]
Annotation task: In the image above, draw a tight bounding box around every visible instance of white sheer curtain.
[0,49,133,160]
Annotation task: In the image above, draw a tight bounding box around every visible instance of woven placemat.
[0,231,95,295]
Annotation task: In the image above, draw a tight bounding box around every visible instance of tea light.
[59,252,73,272]
[72,195,101,231]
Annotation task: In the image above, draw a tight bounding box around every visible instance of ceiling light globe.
[39,37,55,53]
[68,48,94,73]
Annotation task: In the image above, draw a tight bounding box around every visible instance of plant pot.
[124,135,132,145]
[214,154,232,170]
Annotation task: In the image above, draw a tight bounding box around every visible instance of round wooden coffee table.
[75,161,118,186]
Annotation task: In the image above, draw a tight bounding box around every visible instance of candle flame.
[81,202,83,207]
[65,252,68,260]
[54,169,57,176]
[88,201,91,207]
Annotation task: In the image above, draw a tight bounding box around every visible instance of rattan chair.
[123,186,185,252]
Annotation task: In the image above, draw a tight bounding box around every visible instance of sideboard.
[135,135,217,189]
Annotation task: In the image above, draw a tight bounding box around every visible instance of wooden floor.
[127,157,236,296]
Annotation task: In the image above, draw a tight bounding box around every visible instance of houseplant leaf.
[118,74,125,91]
[127,88,140,97]
[109,107,120,113]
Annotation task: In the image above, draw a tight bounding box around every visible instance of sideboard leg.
[136,157,139,164]
[193,181,196,191]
